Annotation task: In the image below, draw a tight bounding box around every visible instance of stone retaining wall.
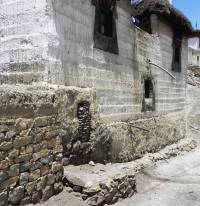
[107,111,186,163]
[0,84,97,205]
[0,117,64,205]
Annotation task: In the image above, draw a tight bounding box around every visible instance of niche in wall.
[172,32,182,72]
[77,101,91,142]
[142,78,155,112]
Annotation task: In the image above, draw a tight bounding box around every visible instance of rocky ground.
[187,66,200,87]
[115,141,200,206]
[28,137,197,206]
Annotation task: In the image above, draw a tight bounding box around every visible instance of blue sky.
[173,0,200,29]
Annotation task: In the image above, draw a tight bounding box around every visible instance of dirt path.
[114,147,200,206]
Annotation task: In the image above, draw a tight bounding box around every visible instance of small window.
[142,78,155,112]
[93,3,118,54]
[145,79,153,99]
[197,56,199,64]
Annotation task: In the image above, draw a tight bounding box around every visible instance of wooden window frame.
[92,0,119,54]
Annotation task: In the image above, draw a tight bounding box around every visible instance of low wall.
[92,112,186,163]
[0,84,97,205]
[0,117,64,205]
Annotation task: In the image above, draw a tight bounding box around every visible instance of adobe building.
[0,0,199,204]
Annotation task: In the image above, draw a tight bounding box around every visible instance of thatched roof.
[132,0,193,34]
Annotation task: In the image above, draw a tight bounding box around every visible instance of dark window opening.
[145,79,153,99]
[197,56,199,64]
[175,47,181,63]
[142,78,155,112]
[99,8,113,37]
[172,34,182,72]
[139,20,152,34]
[93,2,118,54]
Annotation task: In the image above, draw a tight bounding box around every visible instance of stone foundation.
[0,117,64,205]
[0,83,187,205]
[0,84,97,205]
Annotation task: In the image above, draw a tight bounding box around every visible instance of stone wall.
[0,117,64,205]
[0,84,97,205]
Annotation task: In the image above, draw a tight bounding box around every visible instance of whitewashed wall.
[156,20,187,113]
[0,0,188,122]
[50,0,138,122]
[0,0,58,84]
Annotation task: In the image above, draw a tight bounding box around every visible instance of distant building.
[188,37,200,68]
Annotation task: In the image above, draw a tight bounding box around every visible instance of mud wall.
[135,21,187,115]
[104,112,186,163]
[0,0,187,123]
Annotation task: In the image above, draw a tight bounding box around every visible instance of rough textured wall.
[0,0,63,85]
[0,85,97,205]
[158,20,187,113]
[136,20,187,115]
[0,0,187,122]
[51,0,137,122]
[186,84,200,129]
[0,117,64,206]
[134,28,162,114]
[108,112,186,162]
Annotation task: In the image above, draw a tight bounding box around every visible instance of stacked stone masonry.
[0,85,97,205]
[0,117,64,205]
